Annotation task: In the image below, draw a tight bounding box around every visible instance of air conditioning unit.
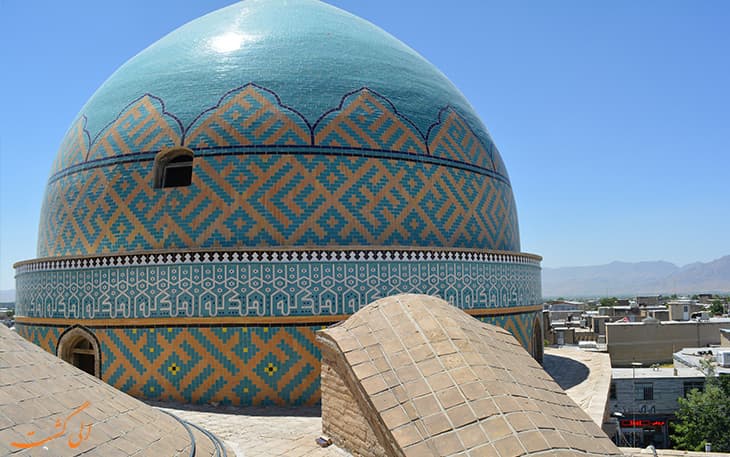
[718,351,730,368]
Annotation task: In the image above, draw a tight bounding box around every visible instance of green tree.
[710,300,725,315]
[671,362,730,451]
[599,297,618,307]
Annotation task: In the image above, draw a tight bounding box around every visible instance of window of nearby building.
[683,381,704,397]
[635,382,654,401]
[154,147,194,188]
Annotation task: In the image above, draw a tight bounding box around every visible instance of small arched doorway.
[530,316,544,364]
[57,326,101,378]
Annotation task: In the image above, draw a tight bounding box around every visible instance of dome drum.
[14,247,542,405]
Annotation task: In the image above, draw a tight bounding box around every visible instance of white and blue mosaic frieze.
[16,250,541,320]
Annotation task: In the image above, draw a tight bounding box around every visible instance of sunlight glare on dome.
[209,31,249,53]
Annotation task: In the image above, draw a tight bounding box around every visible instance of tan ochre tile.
[413,394,441,417]
[436,386,465,409]
[518,429,550,453]
[432,430,464,456]
[422,413,451,436]
[445,403,476,428]
[381,406,410,429]
[458,421,487,449]
[492,435,526,457]
[482,415,512,442]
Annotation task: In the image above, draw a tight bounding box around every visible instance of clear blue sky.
[1,1,729,291]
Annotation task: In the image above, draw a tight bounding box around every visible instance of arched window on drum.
[154,147,194,188]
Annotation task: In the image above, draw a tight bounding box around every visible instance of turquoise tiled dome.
[39,0,520,257]
[17,1,542,409]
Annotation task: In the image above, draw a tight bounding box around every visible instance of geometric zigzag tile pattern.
[39,153,519,257]
[86,94,183,162]
[15,311,538,407]
[15,323,321,406]
[186,86,311,149]
[50,117,90,174]
[427,106,509,178]
[314,89,426,153]
[94,325,322,406]
[13,323,62,354]
[40,84,519,257]
[16,251,541,320]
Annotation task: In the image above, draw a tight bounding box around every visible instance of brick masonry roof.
[0,324,221,456]
[317,294,623,456]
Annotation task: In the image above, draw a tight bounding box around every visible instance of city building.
[636,295,665,307]
[609,345,730,449]
[606,318,730,366]
[0,307,13,328]
[610,365,705,448]
[722,328,730,346]
[696,293,715,302]
[646,309,670,321]
[674,346,730,375]
[598,305,640,322]
[667,299,704,321]
[13,0,542,406]
[547,300,585,324]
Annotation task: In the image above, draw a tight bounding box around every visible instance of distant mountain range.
[543,255,730,298]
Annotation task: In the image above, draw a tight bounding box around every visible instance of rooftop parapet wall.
[317,294,622,457]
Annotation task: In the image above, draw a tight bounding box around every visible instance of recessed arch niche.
[56,325,102,378]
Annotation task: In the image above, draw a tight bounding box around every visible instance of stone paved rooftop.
[155,403,351,457]
[673,347,730,375]
[543,346,613,426]
[159,404,730,457]
[611,366,705,379]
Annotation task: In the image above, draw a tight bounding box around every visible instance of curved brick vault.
[0,324,229,456]
[316,294,623,457]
